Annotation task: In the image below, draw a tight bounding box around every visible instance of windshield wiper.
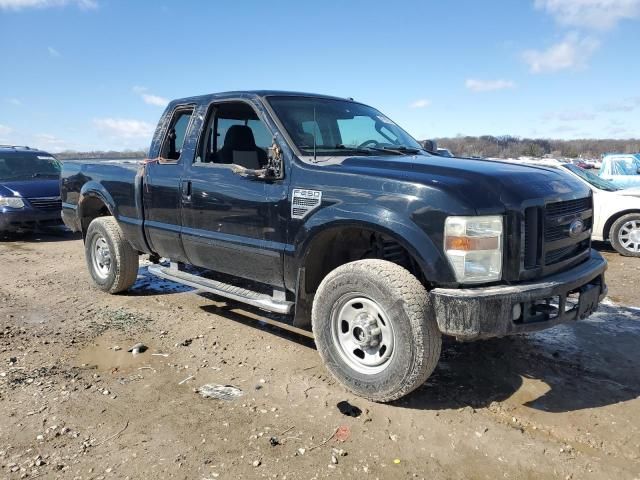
[31,172,59,178]
[333,144,386,155]
[361,146,421,156]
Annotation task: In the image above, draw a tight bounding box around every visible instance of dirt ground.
[1,230,639,480]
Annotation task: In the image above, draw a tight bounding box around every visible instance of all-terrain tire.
[85,217,139,293]
[311,259,441,403]
[610,213,640,257]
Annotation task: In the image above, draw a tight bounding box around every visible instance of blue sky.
[0,0,639,152]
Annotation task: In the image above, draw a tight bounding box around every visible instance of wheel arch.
[290,207,452,328]
[77,183,116,237]
[603,209,640,240]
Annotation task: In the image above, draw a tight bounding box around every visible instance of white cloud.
[599,96,640,112]
[141,94,168,107]
[552,125,580,134]
[132,86,169,107]
[0,0,96,10]
[409,99,431,108]
[32,133,75,152]
[522,33,599,73]
[465,79,516,92]
[47,46,61,57]
[93,118,154,140]
[544,109,596,121]
[534,0,640,31]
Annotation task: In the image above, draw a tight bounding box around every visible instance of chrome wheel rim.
[331,295,395,374]
[91,235,112,279]
[618,220,640,253]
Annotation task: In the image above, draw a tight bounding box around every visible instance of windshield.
[0,153,61,182]
[564,163,620,191]
[608,156,640,175]
[267,96,423,156]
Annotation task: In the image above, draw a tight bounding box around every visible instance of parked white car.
[502,158,640,256]
[599,154,640,189]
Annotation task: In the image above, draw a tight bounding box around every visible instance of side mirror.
[266,139,285,180]
[637,167,640,175]
[421,139,437,154]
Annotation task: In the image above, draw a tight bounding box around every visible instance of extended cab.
[61,91,607,402]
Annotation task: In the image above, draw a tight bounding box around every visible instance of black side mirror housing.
[421,139,437,154]
[266,139,285,180]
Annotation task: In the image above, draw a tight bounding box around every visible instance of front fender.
[291,203,455,285]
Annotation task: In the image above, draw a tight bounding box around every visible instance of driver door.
[180,100,289,287]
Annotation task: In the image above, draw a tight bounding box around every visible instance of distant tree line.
[56,149,147,160]
[54,136,640,161]
[434,136,640,159]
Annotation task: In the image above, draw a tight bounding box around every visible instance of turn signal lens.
[444,215,503,283]
[445,236,499,251]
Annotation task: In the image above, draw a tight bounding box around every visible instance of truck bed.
[61,159,147,251]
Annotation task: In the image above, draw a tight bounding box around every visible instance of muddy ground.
[1,231,639,480]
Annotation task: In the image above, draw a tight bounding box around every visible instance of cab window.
[197,101,271,170]
[161,108,194,161]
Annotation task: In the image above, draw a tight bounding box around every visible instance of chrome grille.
[28,196,62,211]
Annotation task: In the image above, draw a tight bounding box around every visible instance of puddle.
[76,335,166,373]
[129,262,194,295]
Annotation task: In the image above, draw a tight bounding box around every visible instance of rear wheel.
[311,259,441,402]
[610,213,640,257]
[85,217,139,293]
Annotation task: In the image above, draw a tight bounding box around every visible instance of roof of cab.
[167,90,353,107]
[0,145,52,156]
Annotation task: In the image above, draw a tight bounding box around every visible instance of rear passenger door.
[143,105,195,262]
[180,100,289,287]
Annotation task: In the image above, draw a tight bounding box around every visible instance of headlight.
[0,196,25,209]
[444,215,503,283]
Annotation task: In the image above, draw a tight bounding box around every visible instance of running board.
[147,264,294,315]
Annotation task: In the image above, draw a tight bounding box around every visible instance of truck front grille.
[522,196,592,274]
[28,196,62,211]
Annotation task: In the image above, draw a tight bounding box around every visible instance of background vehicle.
[599,154,640,188]
[60,91,607,402]
[571,159,593,169]
[436,147,453,157]
[0,146,63,233]
[509,158,640,256]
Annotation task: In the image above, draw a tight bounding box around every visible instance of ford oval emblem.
[569,219,584,238]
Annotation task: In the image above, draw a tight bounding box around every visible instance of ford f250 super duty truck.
[61,91,607,402]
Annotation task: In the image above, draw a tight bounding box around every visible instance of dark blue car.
[0,146,63,232]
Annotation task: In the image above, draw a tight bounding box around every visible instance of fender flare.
[292,203,453,285]
[77,181,117,230]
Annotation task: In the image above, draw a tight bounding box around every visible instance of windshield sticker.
[376,115,394,124]
[37,156,56,160]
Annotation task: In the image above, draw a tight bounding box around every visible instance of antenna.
[313,107,317,163]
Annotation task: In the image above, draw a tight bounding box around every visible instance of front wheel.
[610,213,640,257]
[85,217,139,293]
[311,259,441,402]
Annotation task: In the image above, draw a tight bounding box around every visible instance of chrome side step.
[147,264,294,315]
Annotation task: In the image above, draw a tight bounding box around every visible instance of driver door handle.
[181,180,192,202]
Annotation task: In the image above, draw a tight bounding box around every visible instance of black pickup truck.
[61,91,607,402]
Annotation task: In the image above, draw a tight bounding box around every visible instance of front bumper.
[0,208,63,232]
[430,249,607,340]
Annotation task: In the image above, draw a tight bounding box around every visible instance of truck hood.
[0,179,60,198]
[337,154,589,212]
